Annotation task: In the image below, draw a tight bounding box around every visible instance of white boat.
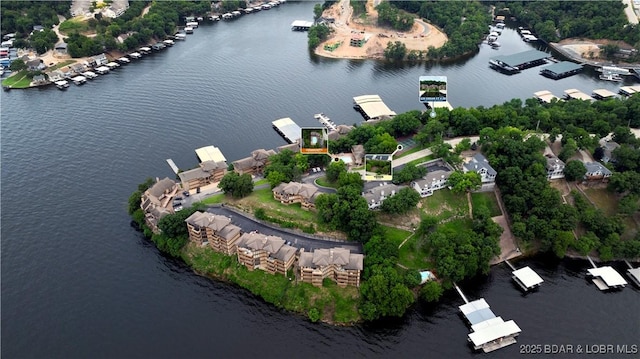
[209,15,221,21]
[106,61,120,70]
[186,21,199,28]
[184,26,194,33]
[128,52,142,59]
[243,8,254,14]
[55,80,69,90]
[520,29,531,35]
[139,46,152,53]
[252,6,262,11]
[117,56,130,64]
[231,10,242,17]
[163,39,175,47]
[222,13,233,20]
[490,41,501,48]
[196,16,204,21]
[82,71,98,79]
[261,3,272,10]
[600,73,623,82]
[71,75,87,85]
[95,66,110,74]
[495,23,505,29]
[522,34,538,42]
[174,33,186,40]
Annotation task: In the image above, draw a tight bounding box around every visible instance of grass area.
[405,154,434,167]
[182,243,360,323]
[1,70,33,88]
[583,188,618,216]
[59,18,91,35]
[471,192,502,217]
[395,145,425,159]
[315,176,338,188]
[421,189,469,222]
[254,179,269,186]
[398,235,433,270]
[200,193,226,205]
[381,225,412,247]
[47,60,76,71]
[441,217,473,232]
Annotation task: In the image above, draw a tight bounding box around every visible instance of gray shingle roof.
[463,154,497,176]
[147,178,176,197]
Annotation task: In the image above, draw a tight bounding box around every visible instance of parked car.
[174,206,183,212]
[183,190,190,197]
[174,196,182,201]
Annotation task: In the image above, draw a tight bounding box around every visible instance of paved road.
[622,0,639,24]
[207,206,363,254]
[392,136,480,168]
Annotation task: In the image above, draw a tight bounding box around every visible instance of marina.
[533,90,559,104]
[539,61,583,79]
[94,66,110,74]
[353,94,397,121]
[272,117,302,143]
[291,20,313,31]
[54,80,69,90]
[505,260,543,292]
[455,284,522,353]
[81,71,98,79]
[625,261,640,288]
[591,88,617,100]
[489,49,550,74]
[619,85,640,96]
[586,256,628,291]
[70,75,87,85]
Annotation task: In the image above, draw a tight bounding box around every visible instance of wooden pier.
[314,113,337,131]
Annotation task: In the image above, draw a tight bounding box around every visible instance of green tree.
[9,59,26,72]
[380,187,420,214]
[447,171,481,194]
[392,163,427,184]
[383,41,407,61]
[420,280,443,303]
[326,160,347,182]
[563,160,586,182]
[266,170,287,188]
[313,3,323,20]
[359,266,414,320]
[219,172,254,198]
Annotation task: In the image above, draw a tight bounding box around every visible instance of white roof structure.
[430,101,454,111]
[353,95,396,120]
[272,117,302,143]
[512,266,544,288]
[588,266,628,287]
[195,145,227,163]
[291,20,313,28]
[459,298,490,316]
[468,320,521,347]
[533,90,558,104]
[620,85,640,95]
[564,89,592,101]
[592,88,616,99]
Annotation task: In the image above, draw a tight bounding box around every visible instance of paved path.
[490,186,521,265]
[622,0,639,24]
[392,136,480,168]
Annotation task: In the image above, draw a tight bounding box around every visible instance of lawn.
[59,18,91,35]
[395,145,425,159]
[471,192,502,217]
[398,235,433,270]
[47,60,76,71]
[254,178,269,186]
[381,225,412,247]
[583,188,618,216]
[421,189,469,221]
[235,187,322,230]
[200,193,226,205]
[315,176,338,188]
[405,154,434,167]
[1,70,33,88]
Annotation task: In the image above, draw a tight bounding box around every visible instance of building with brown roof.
[184,211,241,255]
[140,177,181,233]
[178,160,227,190]
[327,125,354,141]
[232,149,277,175]
[272,181,320,210]
[236,232,297,275]
[299,248,364,287]
[351,144,365,166]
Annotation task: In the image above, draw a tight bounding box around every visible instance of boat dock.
[619,85,640,96]
[314,113,337,131]
[489,49,550,74]
[625,260,640,288]
[586,256,627,291]
[592,88,617,100]
[564,89,593,101]
[194,145,227,164]
[456,284,521,353]
[272,117,302,143]
[353,94,397,121]
[539,61,583,79]
[506,260,543,291]
[166,159,180,174]
[291,20,313,31]
[533,90,558,104]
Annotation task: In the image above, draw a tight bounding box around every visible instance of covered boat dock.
[195,145,228,164]
[533,90,559,104]
[539,61,583,79]
[564,88,593,101]
[619,85,640,96]
[587,266,627,291]
[511,266,544,291]
[353,94,397,121]
[291,20,313,31]
[626,261,640,287]
[272,117,302,143]
[459,298,522,353]
[592,88,617,100]
[489,49,550,74]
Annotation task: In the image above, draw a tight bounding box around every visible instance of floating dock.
[592,88,617,100]
[314,113,337,131]
[506,260,543,291]
[194,145,227,164]
[564,88,592,101]
[619,85,640,96]
[291,20,313,31]
[539,61,583,79]
[353,94,397,121]
[625,261,640,288]
[586,256,627,291]
[272,117,302,143]
[459,298,522,353]
[166,159,179,174]
[489,49,550,74]
[533,90,558,104]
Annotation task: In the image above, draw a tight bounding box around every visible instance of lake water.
[1,2,638,358]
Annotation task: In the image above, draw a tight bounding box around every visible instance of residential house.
[351,144,365,166]
[184,211,241,255]
[599,139,620,164]
[70,63,86,75]
[178,160,227,191]
[327,125,354,141]
[232,148,277,175]
[299,248,364,287]
[236,232,297,275]
[90,53,108,67]
[411,158,454,197]
[25,58,46,71]
[272,181,320,210]
[545,153,565,180]
[32,74,47,85]
[48,70,64,82]
[140,177,181,233]
[463,153,497,190]
[584,162,612,182]
[54,42,67,55]
[362,183,402,210]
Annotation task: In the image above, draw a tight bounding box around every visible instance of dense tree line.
[499,1,640,55]
[375,2,414,32]
[383,41,407,61]
[307,24,331,50]
[263,149,310,188]
[1,1,70,36]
